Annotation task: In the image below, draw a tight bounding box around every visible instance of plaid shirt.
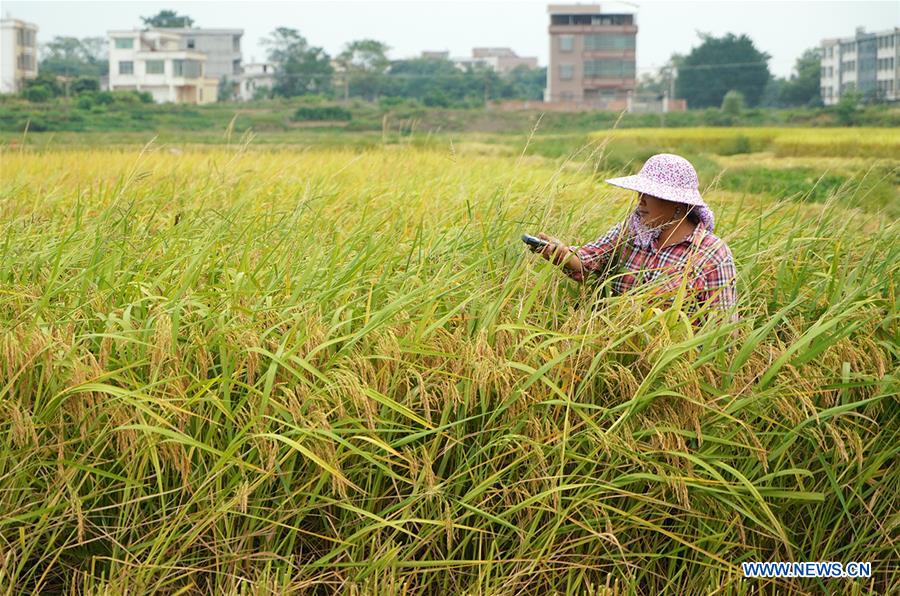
[563,220,738,319]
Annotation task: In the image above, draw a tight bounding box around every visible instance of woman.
[533,153,737,322]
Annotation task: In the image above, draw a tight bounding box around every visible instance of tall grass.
[0,139,897,594]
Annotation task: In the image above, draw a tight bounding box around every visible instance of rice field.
[591,126,900,159]
[1,131,898,594]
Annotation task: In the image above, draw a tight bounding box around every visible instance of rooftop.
[821,26,899,44]
[548,4,603,15]
[1,18,38,29]
[151,27,244,35]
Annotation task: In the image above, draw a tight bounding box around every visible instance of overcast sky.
[4,0,898,77]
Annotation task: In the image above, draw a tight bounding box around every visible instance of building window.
[173,59,202,78]
[584,34,635,51]
[200,88,203,101]
[187,38,195,49]
[17,54,35,70]
[584,59,636,78]
[560,91,574,101]
[17,29,35,47]
[559,64,574,80]
[233,59,241,75]
[559,35,573,52]
[115,38,134,49]
[119,60,134,75]
[233,35,241,52]
[145,60,164,74]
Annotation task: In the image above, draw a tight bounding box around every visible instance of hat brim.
[605,174,706,206]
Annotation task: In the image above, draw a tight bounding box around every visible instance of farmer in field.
[532,153,737,323]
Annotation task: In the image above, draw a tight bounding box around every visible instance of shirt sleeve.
[696,246,738,321]
[562,221,625,283]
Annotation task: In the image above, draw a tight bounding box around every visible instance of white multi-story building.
[1,18,38,94]
[238,62,275,100]
[160,28,243,83]
[107,29,218,104]
[821,27,898,105]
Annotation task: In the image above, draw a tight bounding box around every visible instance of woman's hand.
[535,233,566,263]
[535,232,580,275]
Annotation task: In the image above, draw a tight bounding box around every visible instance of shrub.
[94,91,116,105]
[721,89,746,116]
[71,77,100,95]
[835,90,861,126]
[719,134,752,155]
[379,96,419,109]
[23,85,51,103]
[75,94,95,110]
[292,105,352,121]
[423,90,451,108]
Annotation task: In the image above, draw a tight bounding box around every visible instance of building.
[465,48,539,73]
[157,28,243,82]
[238,62,275,100]
[545,3,637,108]
[0,18,38,94]
[107,29,218,104]
[821,27,898,105]
[424,48,539,73]
[421,50,450,61]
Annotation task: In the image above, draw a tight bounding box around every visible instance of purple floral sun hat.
[606,153,716,247]
[606,153,705,206]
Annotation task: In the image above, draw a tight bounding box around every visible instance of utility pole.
[669,66,676,103]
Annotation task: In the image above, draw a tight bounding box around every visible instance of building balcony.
[581,49,635,59]
[134,50,207,61]
[549,24,637,34]
[582,77,636,89]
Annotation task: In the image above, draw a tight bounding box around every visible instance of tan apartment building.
[545,3,637,108]
[0,18,38,94]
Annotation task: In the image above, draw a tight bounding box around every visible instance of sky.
[3,0,898,78]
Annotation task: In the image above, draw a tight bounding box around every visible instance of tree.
[218,75,235,101]
[759,76,788,108]
[780,47,822,107]
[141,10,194,28]
[385,57,463,100]
[262,28,333,97]
[40,35,107,78]
[336,39,391,101]
[639,54,683,99]
[501,65,546,101]
[675,32,770,108]
[835,87,861,125]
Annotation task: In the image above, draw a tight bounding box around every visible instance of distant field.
[591,126,900,158]
[0,129,897,593]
